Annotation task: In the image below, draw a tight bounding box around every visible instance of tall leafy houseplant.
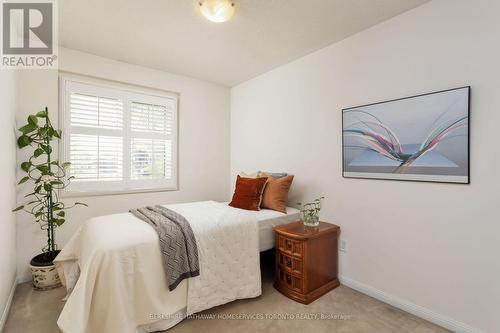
[13,107,86,268]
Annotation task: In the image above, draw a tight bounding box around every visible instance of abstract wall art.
[342,86,470,183]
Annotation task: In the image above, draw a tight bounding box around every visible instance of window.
[60,76,178,195]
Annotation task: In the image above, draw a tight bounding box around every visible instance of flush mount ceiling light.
[199,0,235,23]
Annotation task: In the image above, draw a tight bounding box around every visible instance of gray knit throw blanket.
[130,205,200,291]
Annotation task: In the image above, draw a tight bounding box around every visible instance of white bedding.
[253,206,300,251]
[55,201,262,333]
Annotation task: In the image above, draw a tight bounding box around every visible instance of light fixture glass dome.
[199,0,235,23]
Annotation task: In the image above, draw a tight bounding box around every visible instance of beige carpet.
[4,252,450,333]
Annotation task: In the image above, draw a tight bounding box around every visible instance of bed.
[54,201,300,333]
[252,205,300,251]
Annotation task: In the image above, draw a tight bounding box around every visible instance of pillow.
[239,171,260,178]
[229,176,269,211]
[259,171,288,179]
[261,175,294,213]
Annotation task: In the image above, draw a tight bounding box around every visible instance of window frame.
[59,74,179,197]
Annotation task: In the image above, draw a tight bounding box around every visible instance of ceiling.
[59,0,430,87]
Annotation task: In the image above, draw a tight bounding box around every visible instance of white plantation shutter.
[129,97,175,182]
[130,102,173,134]
[61,78,178,194]
[70,93,123,129]
[69,134,123,181]
[131,138,172,180]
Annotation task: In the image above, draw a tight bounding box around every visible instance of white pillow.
[239,171,260,178]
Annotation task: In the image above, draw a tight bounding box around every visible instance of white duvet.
[54,201,262,333]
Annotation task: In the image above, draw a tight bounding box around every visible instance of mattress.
[252,207,300,251]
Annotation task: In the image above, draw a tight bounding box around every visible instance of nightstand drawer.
[278,251,303,275]
[277,267,303,293]
[274,221,340,304]
[277,235,303,258]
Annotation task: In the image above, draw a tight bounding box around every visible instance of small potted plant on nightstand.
[13,107,87,290]
[298,196,324,227]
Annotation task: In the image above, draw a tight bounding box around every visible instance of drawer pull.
[286,274,292,284]
[286,258,292,267]
[285,239,292,249]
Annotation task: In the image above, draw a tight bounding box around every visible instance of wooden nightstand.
[274,221,340,304]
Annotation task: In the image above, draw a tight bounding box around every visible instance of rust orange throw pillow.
[229,176,268,211]
[261,175,294,213]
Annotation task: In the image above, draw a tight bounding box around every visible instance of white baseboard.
[0,278,17,332]
[339,275,484,333]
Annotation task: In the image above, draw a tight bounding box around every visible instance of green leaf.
[27,115,38,126]
[18,124,37,134]
[53,130,62,139]
[62,162,71,169]
[43,183,52,192]
[34,148,44,158]
[36,165,49,174]
[17,135,32,148]
[12,205,24,212]
[54,218,65,226]
[18,176,30,185]
[40,144,52,154]
[57,211,65,217]
[20,162,31,172]
[39,127,49,138]
[36,110,48,118]
[39,127,54,138]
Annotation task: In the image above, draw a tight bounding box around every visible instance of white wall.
[0,70,19,329]
[231,0,499,332]
[16,48,231,282]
